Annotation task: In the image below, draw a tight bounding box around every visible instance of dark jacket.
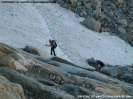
[96,60,105,67]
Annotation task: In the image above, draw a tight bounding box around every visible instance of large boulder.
[0,43,27,71]
[69,0,77,4]
[92,8,101,19]
[118,27,126,34]
[0,75,26,99]
[100,65,133,84]
[116,0,123,5]
[0,43,25,61]
[82,17,101,32]
[100,66,121,77]
[23,45,48,58]
[121,73,133,84]
[0,51,27,71]
[117,19,127,26]
[85,3,92,9]
[91,0,102,9]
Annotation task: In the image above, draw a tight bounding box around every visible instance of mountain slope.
[0,2,133,69]
[0,2,133,99]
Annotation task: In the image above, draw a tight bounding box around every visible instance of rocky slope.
[0,43,133,99]
[0,0,133,99]
[55,0,133,46]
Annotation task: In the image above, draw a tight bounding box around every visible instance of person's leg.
[97,65,101,71]
[51,46,56,56]
[96,66,99,71]
[50,47,53,55]
[53,47,56,56]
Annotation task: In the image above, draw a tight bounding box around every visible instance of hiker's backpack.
[52,40,57,47]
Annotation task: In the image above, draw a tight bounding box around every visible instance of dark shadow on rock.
[36,57,50,63]
[50,57,92,71]
[55,84,98,97]
[22,45,49,59]
[51,57,77,66]
[0,61,6,67]
[22,45,40,56]
[37,78,56,86]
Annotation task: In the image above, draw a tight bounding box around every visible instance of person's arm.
[45,44,51,46]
